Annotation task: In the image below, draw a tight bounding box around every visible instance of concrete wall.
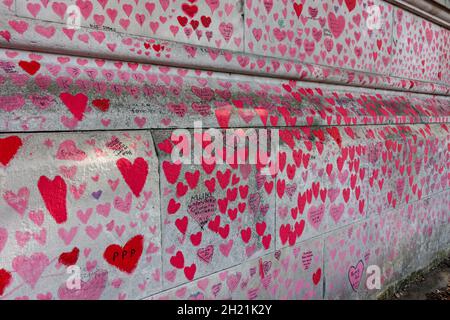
[0,0,449,300]
[0,0,449,93]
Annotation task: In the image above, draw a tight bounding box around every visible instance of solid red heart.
[175,216,188,235]
[295,220,305,237]
[177,15,188,26]
[293,3,303,18]
[158,139,173,154]
[0,135,22,166]
[58,247,80,266]
[256,221,267,236]
[176,182,188,197]
[18,60,41,75]
[216,169,231,189]
[200,15,211,28]
[152,44,161,52]
[162,161,181,184]
[0,269,12,296]
[167,198,181,215]
[241,227,251,243]
[215,108,231,128]
[190,19,199,30]
[201,161,215,174]
[181,3,198,18]
[185,170,200,189]
[262,234,271,249]
[38,175,68,224]
[103,235,144,274]
[204,178,216,193]
[312,267,321,285]
[227,208,237,220]
[116,157,148,197]
[344,0,356,12]
[184,263,196,280]
[170,251,184,269]
[326,127,342,147]
[92,99,110,112]
[218,224,230,239]
[208,215,220,233]
[60,92,88,121]
[279,224,291,245]
[190,231,202,246]
[217,198,228,214]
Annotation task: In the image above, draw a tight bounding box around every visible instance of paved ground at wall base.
[381,250,450,300]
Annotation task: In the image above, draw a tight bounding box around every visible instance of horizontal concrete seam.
[1,120,449,135]
[143,187,449,297]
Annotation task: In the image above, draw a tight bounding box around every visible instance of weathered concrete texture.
[148,237,323,300]
[0,131,162,299]
[0,1,448,300]
[17,0,245,51]
[390,7,448,83]
[0,1,449,94]
[245,0,395,74]
[0,48,449,133]
[153,129,276,289]
[368,193,450,298]
[0,123,448,299]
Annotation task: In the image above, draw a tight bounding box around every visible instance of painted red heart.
[58,247,80,266]
[190,19,199,30]
[175,216,188,235]
[344,0,356,12]
[295,220,305,237]
[170,250,185,269]
[326,127,342,147]
[262,234,271,249]
[167,198,181,215]
[103,235,144,274]
[37,175,68,224]
[0,269,12,296]
[200,15,211,28]
[293,3,303,18]
[312,267,321,285]
[184,263,196,280]
[177,15,188,26]
[279,224,291,245]
[60,92,88,121]
[116,157,148,197]
[256,221,267,236]
[181,3,198,18]
[185,170,200,189]
[162,161,181,184]
[0,135,22,166]
[190,231,202,246]
[241,227,251,243]
[92,99,110,112]
[176,182,188,197]
[215,107,231,128]
[19,60,40,75]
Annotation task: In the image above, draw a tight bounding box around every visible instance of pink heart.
[0,228,7,253]
[12,253,50,289]
[58,270,107,300]
[3,187,29,216]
